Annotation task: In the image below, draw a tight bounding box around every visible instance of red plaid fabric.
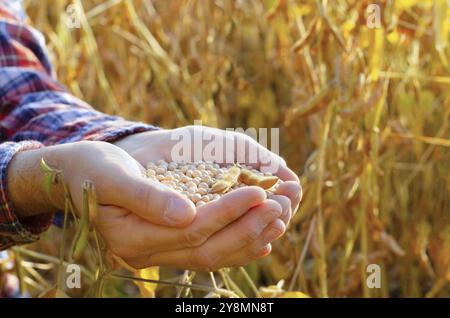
[0,1,158,249]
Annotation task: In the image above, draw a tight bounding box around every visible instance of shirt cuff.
[0,140,53,250]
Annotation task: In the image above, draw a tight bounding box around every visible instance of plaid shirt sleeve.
[0,1,159,249]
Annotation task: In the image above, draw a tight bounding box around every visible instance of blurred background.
[3,0,449,298]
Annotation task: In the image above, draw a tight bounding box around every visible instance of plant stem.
[239,267,261,298]
[109,273,238,298]
[12,247,94,281]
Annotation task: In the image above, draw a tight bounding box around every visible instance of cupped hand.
[8,140,287,270]
[114,126,302,225]
[54,141,288,270]
[48,141,196,228]
[100,186,286,270]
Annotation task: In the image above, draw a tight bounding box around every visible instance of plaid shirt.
[0,1,157,250]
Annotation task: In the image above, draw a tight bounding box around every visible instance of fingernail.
[262,209,282,226]
[164,197,192,225]
[254,244,272,257]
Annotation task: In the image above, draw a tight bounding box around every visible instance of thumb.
[109,176,196,227]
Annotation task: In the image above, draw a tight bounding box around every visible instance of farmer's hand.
[115,126,302,226]
[7,140,286,270]
[8,141,196,227]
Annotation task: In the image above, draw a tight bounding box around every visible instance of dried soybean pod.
[258,176,279,189]
[224,166,241,181]
[239,168,279,189]
[87,182,98,229]
[239,169,260,186]
[71,180,92,261]
[210,179,231,194]
[210,165,241,194]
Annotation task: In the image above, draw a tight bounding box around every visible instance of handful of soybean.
[146,160,279,207]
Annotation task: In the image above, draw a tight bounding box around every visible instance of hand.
[101,186,285,270]
[7,140,287,270]
[115,126,302,225]
[8,140,196,227]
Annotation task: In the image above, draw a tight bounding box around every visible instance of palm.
[113,129,171,166]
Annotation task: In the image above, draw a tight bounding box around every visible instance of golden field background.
[8,0,449,297]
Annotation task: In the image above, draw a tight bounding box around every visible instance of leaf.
[135,266,160,298]
[40,158,56,197]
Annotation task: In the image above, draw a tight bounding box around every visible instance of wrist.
[7,146,65,218]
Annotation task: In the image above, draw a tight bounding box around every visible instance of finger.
[96,204,202,259]
[248,140,299,182]
[275,166,300,183]
[143,213,285,272]
[178,186,267,248]
[120,255,154,270]
[95,205,152,259]
[123,244,273,270]
[274,181,302,214]
[96,205,197,257]
[222,219,286,267]
[215,244,273,269]
[104,174,196,227]
[98,186,268,256]
[217,129,298,181]
[267,194,292,225]
[187,199,282,265]
[145,219,285,271]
